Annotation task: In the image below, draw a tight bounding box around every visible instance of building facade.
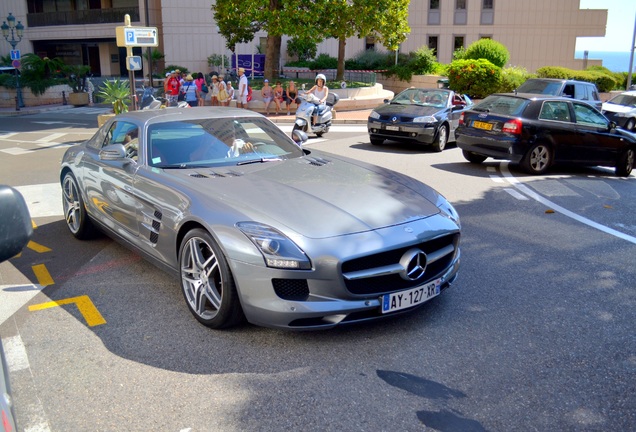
[0,0,607,79]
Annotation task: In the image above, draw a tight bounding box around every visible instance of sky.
[576,0,636,52]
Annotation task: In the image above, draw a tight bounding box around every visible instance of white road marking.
[500,162,636,245]
[0,132,18,139]
[489,175,504,183]
[1,147,34,155]
[275,124,368,133]
[36,133,66,143]
[504,188,529,200]
[3,335,30,372]
[15,183,63,218]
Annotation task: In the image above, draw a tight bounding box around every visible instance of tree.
[212,0,410,81]
[319,0,411,80]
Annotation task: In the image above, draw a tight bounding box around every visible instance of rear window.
[516,80,562,96]
[474,95,528,116]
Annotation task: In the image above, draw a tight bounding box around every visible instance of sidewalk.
[0,103,371,124]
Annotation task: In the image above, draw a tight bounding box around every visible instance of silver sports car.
[60,107,461,330]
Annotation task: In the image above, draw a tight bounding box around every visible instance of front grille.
[342,233,459,295]
[272,279,310,301]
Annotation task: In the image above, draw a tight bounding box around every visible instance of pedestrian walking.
[237,67,248,109]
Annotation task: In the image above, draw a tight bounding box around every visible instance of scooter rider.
[305,73,329,125]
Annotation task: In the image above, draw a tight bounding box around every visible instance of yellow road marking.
[32,264,54,286]
[27,241,52,253]
[29,295,106,327]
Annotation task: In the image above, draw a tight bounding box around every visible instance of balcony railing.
[27,7,140,27]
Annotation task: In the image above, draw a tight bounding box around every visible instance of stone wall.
[0,85,70,108]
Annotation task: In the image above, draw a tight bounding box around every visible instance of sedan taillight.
[503,118,523,134]
[459,112,465,125]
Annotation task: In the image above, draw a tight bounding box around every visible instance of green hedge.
[535,66,617,92]
[447,59,502,98]
[463,39,510,68]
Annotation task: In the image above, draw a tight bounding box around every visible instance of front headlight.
[369,111,381,119]
[436,196,461,229]
[413,116,437,123]
[237,222,311,269]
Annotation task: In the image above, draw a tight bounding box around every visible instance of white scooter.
[292,91,339,138]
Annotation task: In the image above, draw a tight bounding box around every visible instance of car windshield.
[473,95,528,116]
[607,94,636,107]
[146,117,304,168]
[392,89,450,108]
[516,80,562,95]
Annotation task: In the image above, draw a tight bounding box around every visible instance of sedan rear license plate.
[385,125,400,131]
[381,279,441,314]
[473,121,493,131]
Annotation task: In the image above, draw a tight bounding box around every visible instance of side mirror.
[609,121,617,130]
[99,144,127,160]
[0,185,33,263]
[292,129,308,145]
[383,99,390,104]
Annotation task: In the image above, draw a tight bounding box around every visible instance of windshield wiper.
[237,157,282,166]
[473,107,491,112]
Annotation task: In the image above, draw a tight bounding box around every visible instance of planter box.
[68,92,89,106]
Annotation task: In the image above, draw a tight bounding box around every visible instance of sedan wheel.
[370,135,384,146]
[432,124,448,152]
[462,150,487,164]
[179,229,244,329]
[521,143,552,174]
[61,172,95,239]
[615,148,634,177]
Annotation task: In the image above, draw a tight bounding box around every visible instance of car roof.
[490,92,576,101]
[113,106,265,125]
[523,78,595,85]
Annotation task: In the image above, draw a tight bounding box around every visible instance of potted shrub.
[96,79,131,126]
[63,64,91,106]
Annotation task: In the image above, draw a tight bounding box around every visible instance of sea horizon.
[575,50,635,72]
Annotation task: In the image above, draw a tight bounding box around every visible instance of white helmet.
[315,73,326,84]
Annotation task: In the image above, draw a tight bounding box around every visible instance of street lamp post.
[1,13,25,110]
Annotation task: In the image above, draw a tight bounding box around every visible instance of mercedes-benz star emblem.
[399,248,427,281]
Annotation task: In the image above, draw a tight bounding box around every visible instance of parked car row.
[366,81,635,177]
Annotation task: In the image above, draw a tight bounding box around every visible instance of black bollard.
[15,96,19,111]
[62,91,67,105]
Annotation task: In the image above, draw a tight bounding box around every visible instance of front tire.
[462,150,487,164]
[615,148,634,177]
[370,135,384,145]
[521,143,552,174]
[431,124,448,152]
[179,229,244,329]
[61,171,96,239]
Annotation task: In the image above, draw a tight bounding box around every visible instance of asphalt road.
[1,108,635,431]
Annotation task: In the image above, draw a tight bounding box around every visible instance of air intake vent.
[305,157,331,166]
[273,279,310,301]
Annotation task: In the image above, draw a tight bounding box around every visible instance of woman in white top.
[305,73,329,124]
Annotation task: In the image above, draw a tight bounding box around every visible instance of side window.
[562,84,575,99]
[87,126,109,150]
[573,103,608,128]
[574,84,588,101]
[539,101,571,122]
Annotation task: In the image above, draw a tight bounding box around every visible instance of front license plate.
[381,279,441,314]
[473,121,493,131]
[385,125,400,131]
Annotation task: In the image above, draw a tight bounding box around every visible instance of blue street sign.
[10,50,20,61]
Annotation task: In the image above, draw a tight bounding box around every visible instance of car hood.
[171,154,441,239]
[602,103,635,114]
[373,103,443,119]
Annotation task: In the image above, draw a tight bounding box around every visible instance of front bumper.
[368,120,437,144]
[228,215,461,330]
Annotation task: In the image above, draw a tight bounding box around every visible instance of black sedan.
[368,88,473,152]
[456,93,635,176]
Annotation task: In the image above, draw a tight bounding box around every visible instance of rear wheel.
[615,148,634,177]
[179,228,244,329]
[61,172,96,239]
[521,143,552,174]
[431,124,448,152]
[462,150,487,164]
[370,135,384,145]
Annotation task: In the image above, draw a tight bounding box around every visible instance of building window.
[453,36,465,56]
[428,36,439,59]
[481,0,494,24]
[428,0,441,25]
[454,0,467,24]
